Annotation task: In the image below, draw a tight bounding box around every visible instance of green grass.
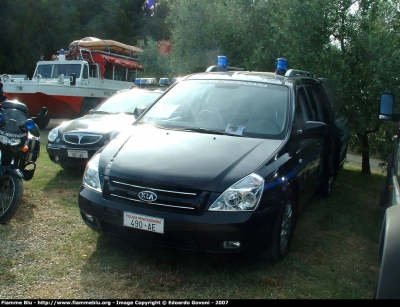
[0,129,386,299]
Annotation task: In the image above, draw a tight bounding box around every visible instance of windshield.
[36,64,82,78]
[95,89,162,114]
[139,79,289,139]
[0,108,28,134]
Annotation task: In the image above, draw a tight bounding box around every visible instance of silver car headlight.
[83,153,102,192]
[48,121,70,142]
[209,173,264,211]
[47,128,59,142]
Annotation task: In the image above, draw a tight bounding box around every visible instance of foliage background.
[1,0,400,168]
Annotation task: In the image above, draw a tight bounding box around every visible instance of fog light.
[84,213,94,222]
[54,155,60,162]
[223,241,241,249]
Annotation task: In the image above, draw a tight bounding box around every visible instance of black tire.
[80,99,97,117]
[320,173,334,198]
[34,116,50,129]
[319,151,335,198]
[0,173,24,224]
[261,188,297,263]
[339,147,348,171]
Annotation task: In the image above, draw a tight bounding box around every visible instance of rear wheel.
[0,173,24,224]
[321,173,334,198]
[260,188,297,263]
[320,152,336,198]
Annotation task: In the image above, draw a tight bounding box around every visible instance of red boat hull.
[4,93,102,118]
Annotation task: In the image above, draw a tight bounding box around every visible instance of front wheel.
[0,173,24,224]
[260,188,297,263]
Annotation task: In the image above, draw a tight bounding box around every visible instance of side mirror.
[379,93,395,120]
[295,121,327,139]
[29,124,40,138]
[134,106,147,118]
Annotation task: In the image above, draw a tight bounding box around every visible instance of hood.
[99,125,284,192]
[61,113,136,134]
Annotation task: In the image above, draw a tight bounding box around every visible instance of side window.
[104,62,113,80]
[305,85,325,122]
[82,64,89,79]
[294,88,309,130]
[321,82,345,119]
[89,64,99,78]
[314,84,333,124]
[36,65,52,78]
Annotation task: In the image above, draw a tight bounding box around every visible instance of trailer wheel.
[34,116,50,129]
[80,99,97,117]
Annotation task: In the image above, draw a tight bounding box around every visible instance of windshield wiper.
[136,123,243,136]
[93,110,115,114]
[181,127,243,136]
[137,121,168,129]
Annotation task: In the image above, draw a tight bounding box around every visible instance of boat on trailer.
[69,37,143,57]
[2,37,145,128]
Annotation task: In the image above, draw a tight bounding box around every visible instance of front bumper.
[46,144,100,168]
[78,185,281,256]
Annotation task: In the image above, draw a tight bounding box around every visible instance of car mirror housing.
[295,121,327,139]
[379,93,399,121]
[134,106,147,118]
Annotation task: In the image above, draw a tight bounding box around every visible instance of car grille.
[63,133,102,145]
[105,178,207,214]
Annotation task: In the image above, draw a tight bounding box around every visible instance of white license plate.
[67,150,88,158]
[123,212,164,234]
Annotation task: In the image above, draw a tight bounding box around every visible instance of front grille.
[63,133,102,145]
[105,178,208,214]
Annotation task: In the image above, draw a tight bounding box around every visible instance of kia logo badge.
[138,191,157,202]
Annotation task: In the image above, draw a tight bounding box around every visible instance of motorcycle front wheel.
[0,173,24,224]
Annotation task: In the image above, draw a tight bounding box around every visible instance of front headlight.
[209,173,264,211]
[48,121,70,142]
[48,128,59,142]
[83,153,102,192]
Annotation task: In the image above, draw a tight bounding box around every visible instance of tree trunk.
[357,131,371,174]
[361,149,371,174]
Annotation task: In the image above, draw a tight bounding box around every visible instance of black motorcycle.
[0,100,48,224]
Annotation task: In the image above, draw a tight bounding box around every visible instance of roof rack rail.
[205,65,245,72]
[285,69,314,78]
